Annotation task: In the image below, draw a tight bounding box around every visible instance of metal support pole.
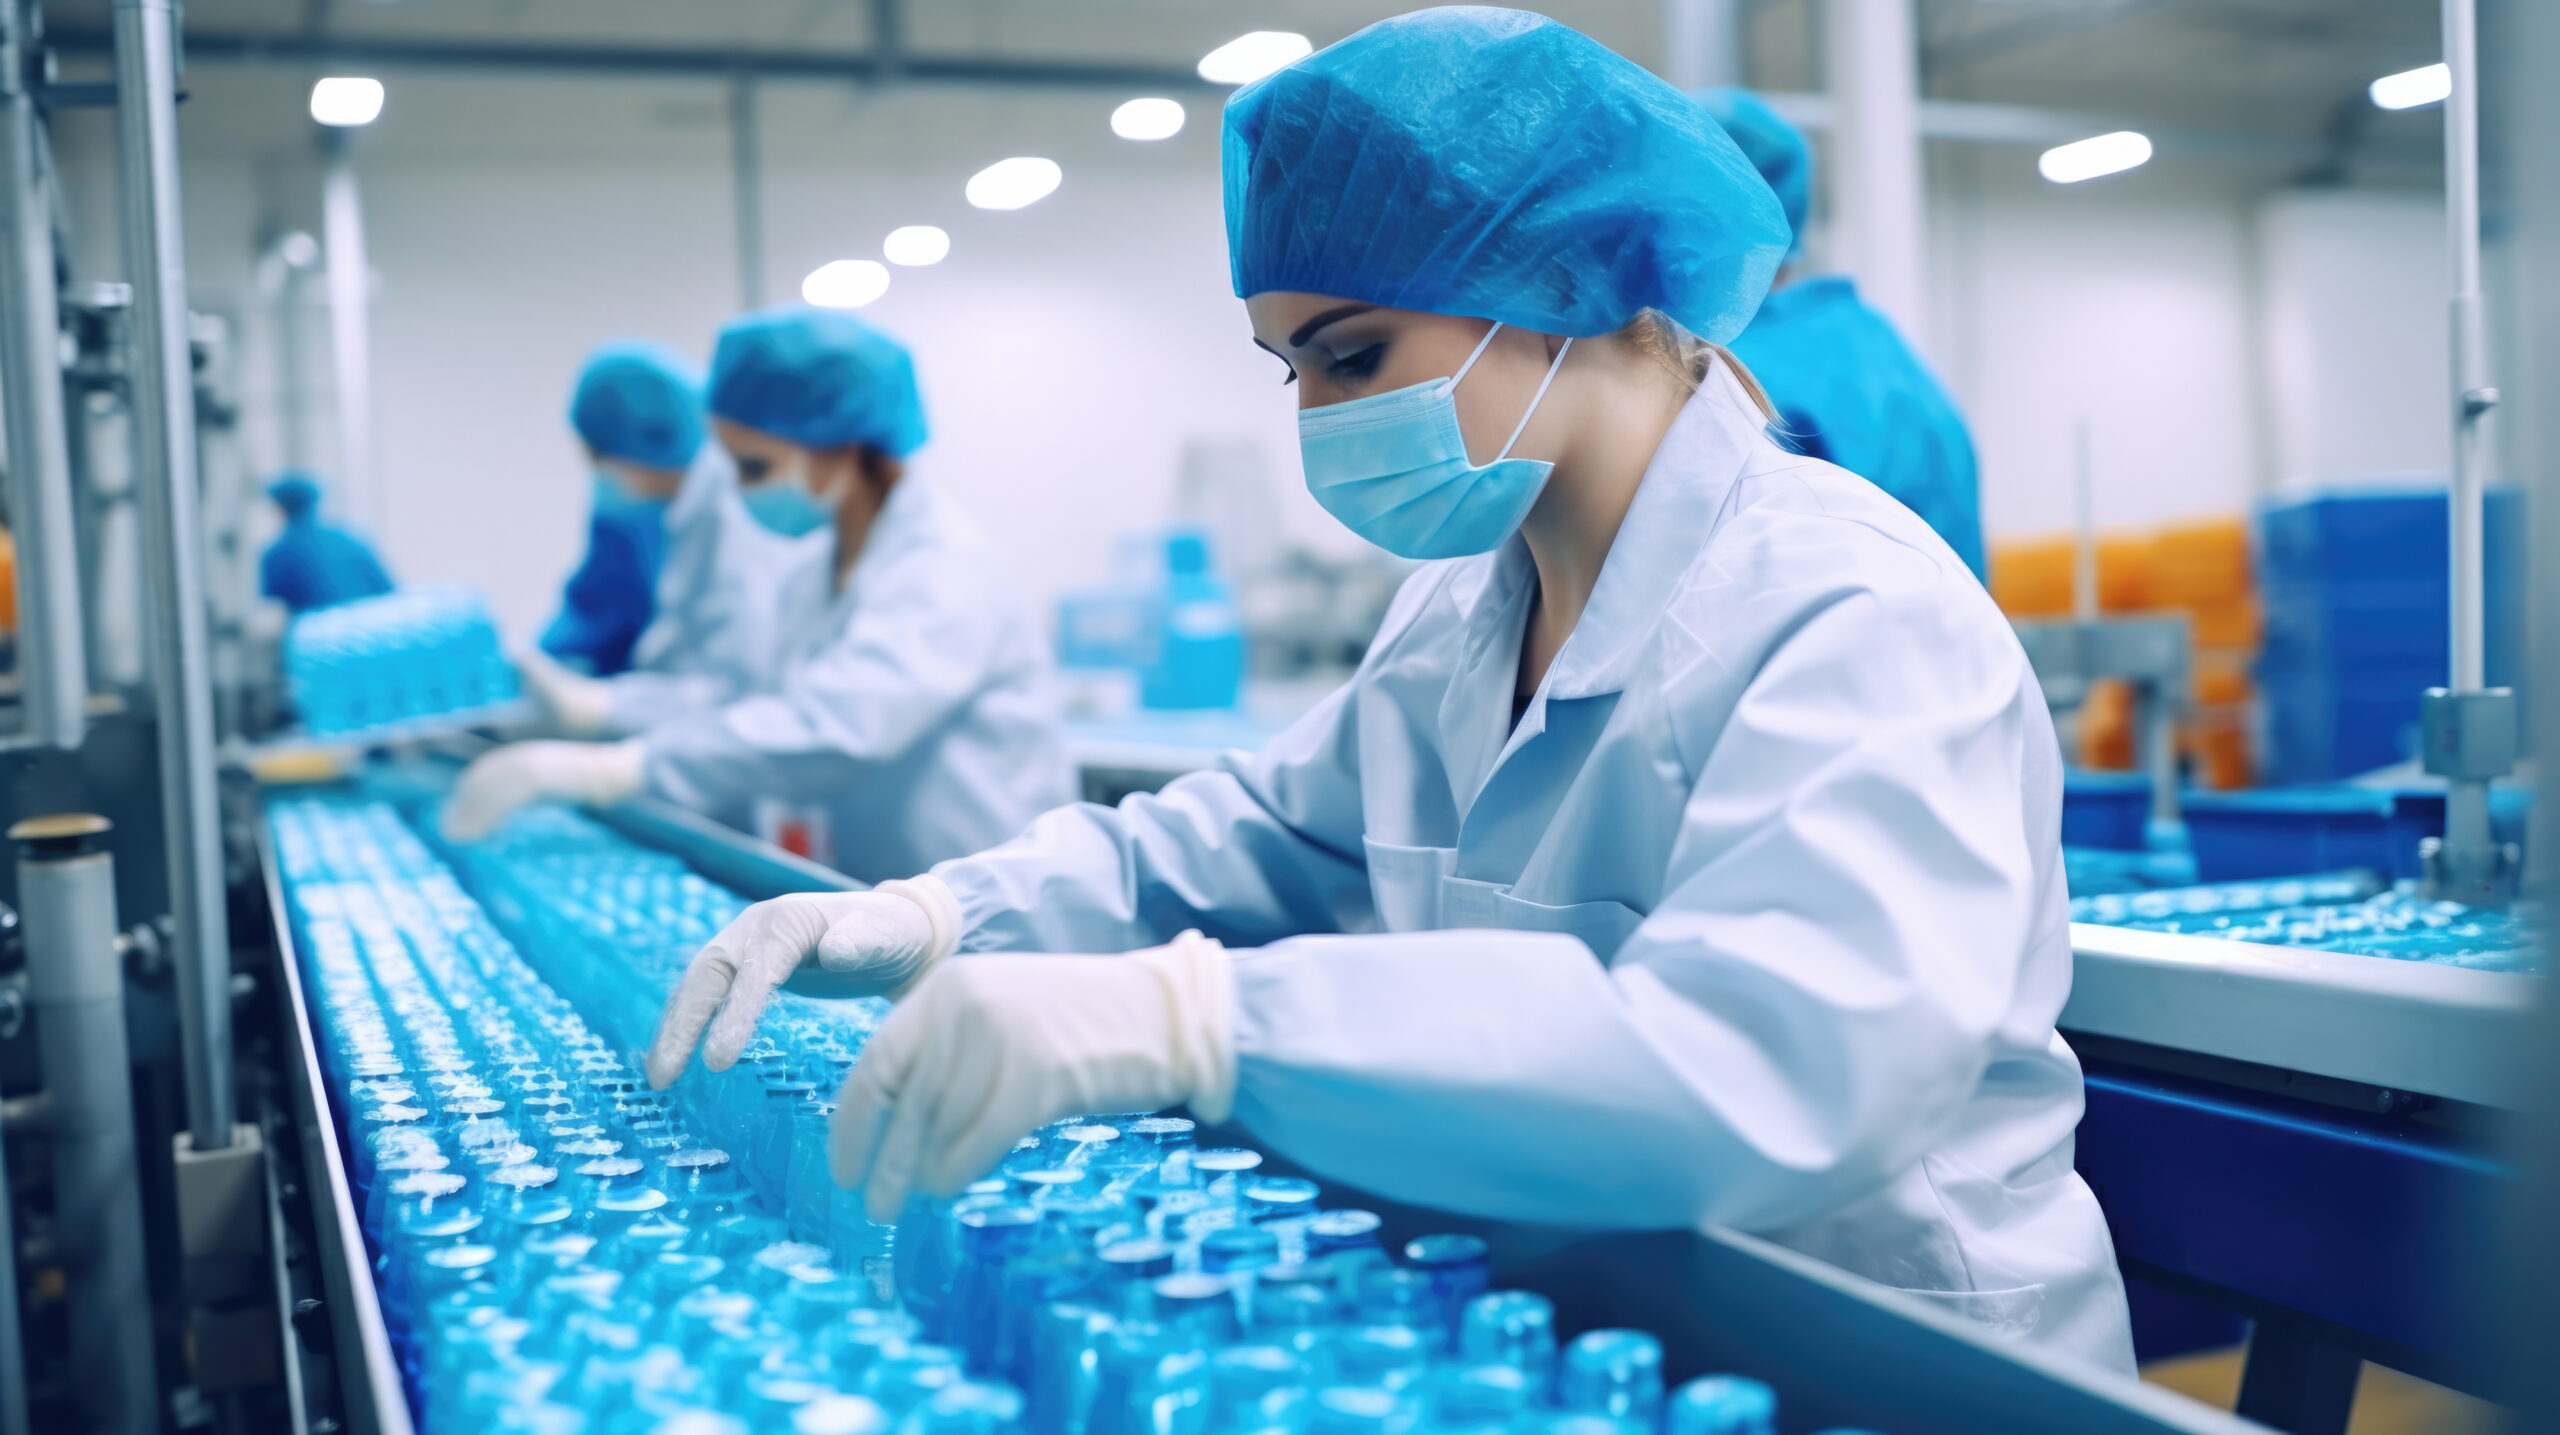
[1822,0,1928,347]
[1662,0,1742,92]
[320,130,375,531]
[2421,0,2520,905]
[0,1071,25,1435]
[729,69,765,310]
[0,0,91,749]
[15,815,156,1435]
[114,0,238,1148]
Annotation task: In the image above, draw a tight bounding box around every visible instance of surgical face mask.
[740,467,837,538]
[591,470,669,519]
[1296,322,1574,560]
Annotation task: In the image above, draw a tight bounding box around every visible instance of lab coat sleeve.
[640,558,1032,817]
[932,679,1376,954]
[605,457,759,731]
[1226,578,2047,1234]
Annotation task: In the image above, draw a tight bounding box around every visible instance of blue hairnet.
[707,306,929,456]
[570,340,705,472]
[268,472,322,519]
[1223,7,1789,344]
[1695,88,1810,252]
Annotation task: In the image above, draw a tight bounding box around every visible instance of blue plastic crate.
[2182,784,2532,883]
[2259,669,2436,786]
[2249,488,2523,782]
[2259,580,2452,668]
[2181,787,2427,882]
[2257,490,2447,584]
[2062,770,2153,850]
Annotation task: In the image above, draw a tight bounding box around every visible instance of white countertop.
[2064,922,2539,1108]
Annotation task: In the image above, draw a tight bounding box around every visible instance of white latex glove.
[643,876,963,1090]
[828,932,1236,1223]
[517,650,617,737]
[437,739,647,845]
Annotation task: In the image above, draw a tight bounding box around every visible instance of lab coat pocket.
[1360,838,1456,933]
[1880,1281,2048,1343]
[1492,890,1645,963]
[1438,880,1644,963]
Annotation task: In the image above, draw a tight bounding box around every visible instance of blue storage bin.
[2253,488,2523,783]
[2181,787,2419,882]
[2062,770,2153,850]
[2378,785,2533,875]
[2183,783,2532,882]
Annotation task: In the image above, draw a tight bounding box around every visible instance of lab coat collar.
[1541,364,1767,701]
[818,473,937,603]
[1432,363,1768,811]
[1432,542,1540,815]
[667,444,735,526]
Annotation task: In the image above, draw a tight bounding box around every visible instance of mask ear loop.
[1491,338,1574,463]
[1439,321,1508,397]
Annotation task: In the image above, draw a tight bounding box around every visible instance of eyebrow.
[1289,303,1378,349]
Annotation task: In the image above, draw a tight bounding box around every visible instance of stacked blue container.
[2255,487,2521,784]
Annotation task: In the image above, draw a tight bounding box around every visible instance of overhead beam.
[41,26,1221,91]
[1762,91,2335,168]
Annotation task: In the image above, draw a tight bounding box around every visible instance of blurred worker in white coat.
[642,9,2133,1375]
[445,305,1074,881]
[516,341,796,736]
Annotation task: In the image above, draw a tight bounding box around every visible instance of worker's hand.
[827,933,1236,1223]
[643,876,964,1090]
[437,739,647,845]
[516,650,616,738]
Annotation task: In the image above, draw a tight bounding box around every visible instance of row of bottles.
[271,786,1883,1434]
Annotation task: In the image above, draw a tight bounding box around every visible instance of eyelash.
[1327,344,1384,382]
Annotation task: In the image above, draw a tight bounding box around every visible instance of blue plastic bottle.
[1559,1330,1664,1426]
[1140,531,1245,711]
[1459,1290,1557,1394]
[1667,1375,1778,1435]
[1402,1235,1491,1341]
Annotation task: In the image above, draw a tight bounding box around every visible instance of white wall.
[53,68,1346,645]
[43,54,2459,630]
[2256,188,2450,489]
[1929,144,2273,540]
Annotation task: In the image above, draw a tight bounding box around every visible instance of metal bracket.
[2417,686,2521,906]
[2419,833,2521,908]
[2419,687,2518,781]
[36,80,114,108]
[2012,615,2193,827]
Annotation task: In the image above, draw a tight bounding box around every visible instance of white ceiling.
[34,0,2455,174]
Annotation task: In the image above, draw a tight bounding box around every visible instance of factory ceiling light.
[309,76,385,127]
[802,259,890,309]
[2368,62,2450,111]
[883,226,950,267]
[966,157,1063,211]
[1197,31,1311,85]
[1111,97,1186,141]
[2037,130,2152,184]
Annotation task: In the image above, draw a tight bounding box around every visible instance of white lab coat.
[934,368,2137,1372]
[601,446,800,733]
[642,476,1076,882]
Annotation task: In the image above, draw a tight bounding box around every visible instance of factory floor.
[2142,1347,2509,1433]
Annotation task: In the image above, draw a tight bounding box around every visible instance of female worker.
[518,340,795,737]
[443,306,1074,882]
[536,341,703,677]
[643,10,2133,1372]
